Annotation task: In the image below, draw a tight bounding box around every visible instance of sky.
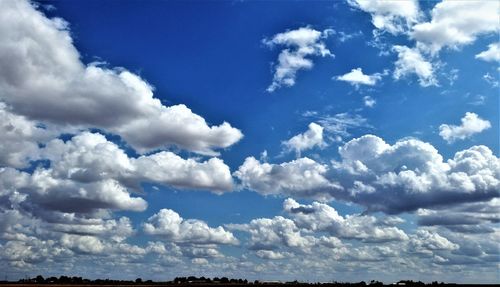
[0,0,499,284]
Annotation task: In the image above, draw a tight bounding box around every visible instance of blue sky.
[0,0,498,284]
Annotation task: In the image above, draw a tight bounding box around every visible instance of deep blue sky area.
[0,0,499,284]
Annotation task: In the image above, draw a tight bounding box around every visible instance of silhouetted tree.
[35,275,44,284]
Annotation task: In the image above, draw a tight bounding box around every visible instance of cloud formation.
[143,209,239,245]
[0,0,242,155]
[335,68,384,87]
[439,112,491,143]
[475,43,500,62]
[411,1,500,54]
[264,27,333,92]
[282,123,326,156]
[393,45,436,87]
[283,198,408,242]
[236,135,500,214]
[347,0,419,35]
[363,96,376,108]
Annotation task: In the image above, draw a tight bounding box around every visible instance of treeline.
[10,275,452,286]
[173,277,248,284]
[18,275,155,285]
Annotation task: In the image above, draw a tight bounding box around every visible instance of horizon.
[0,0,498,284]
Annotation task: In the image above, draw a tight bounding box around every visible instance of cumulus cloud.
[234,157,339,201]
[347,0,419,34]
[439,112,491,143]
[43,132,235,192]
[282,123,326,156]
[283,198,408,242]
[229,216,317,253]
[0,0,242,155]
[476,43,500,62]
[0,1,247,275]
[409,230,458,255]
[393,45,437,87]
[411,1,500,54]
[335,68,385,87]
[236,135,500,214]
[143,208,238,245]
[264,27,333,92]
[0,103,53,168]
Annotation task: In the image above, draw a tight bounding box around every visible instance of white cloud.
[476,42,500,62]
[264,27,333,92]
[0,103,53,168]
[439,112,491,143]
[236,135,500,214]
[282,122,326,156]
[304,112,370,140]
[335,68,384,87]
[43,132,234,192]
[143,208,238,245]
[409,230,458,254]
[0,0,242,155]
[283,198,408,242]
[234,157,339,201]
[230,216,316,253]
[411,1,500,54]
[482,72,499,88]
[363,96,376,108]
[347,0,419,34]
[255,250,288,260]
[393,45,437,87]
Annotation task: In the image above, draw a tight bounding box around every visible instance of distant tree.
[220,277,229,284]
[35,275,44,284]
[135,278,143,283]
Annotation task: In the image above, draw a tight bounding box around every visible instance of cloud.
[143,208,238,245]
[43,132,235,192]
[363,96,376,108]
[409,230,459,255]
[335,68,384,87]
[283,198,408,242]
[439,112,491,143]
[482,72,499,88]
[255,250,288,260]
[229,216,317,253]
[234,157,339,201]
[411,1,500,54]
[264,27,333,92]
[236,135,500,214]
[0,0,242,155]
[0,103,53,168]
[282,123,326,156]
[304,112,370,140]
[476,43,500,62]
[393,45,437,87]
[347,0,419,35]
[417,198,499,234]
